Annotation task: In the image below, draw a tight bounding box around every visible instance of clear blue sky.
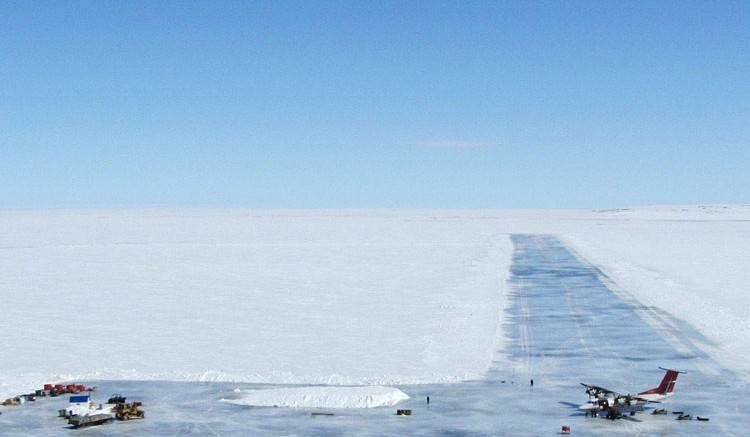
[2,1,748,209]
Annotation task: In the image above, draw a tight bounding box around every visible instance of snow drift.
[221,385,409,409]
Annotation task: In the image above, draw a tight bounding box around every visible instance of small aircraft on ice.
[578,367,684,420]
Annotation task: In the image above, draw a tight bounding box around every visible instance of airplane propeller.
[584,386,606,397]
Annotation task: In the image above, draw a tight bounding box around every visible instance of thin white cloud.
[410,139,497,150]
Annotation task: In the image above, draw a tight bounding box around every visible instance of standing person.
[530,379,534,387]
[426,396,430,405]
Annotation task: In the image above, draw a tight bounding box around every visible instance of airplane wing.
[580,383,619,398]
[632,395,662,403]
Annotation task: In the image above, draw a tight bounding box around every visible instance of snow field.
[0,210,512,399]
[2,205,749,404]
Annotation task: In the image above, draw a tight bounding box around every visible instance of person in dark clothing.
[530,379,534,387]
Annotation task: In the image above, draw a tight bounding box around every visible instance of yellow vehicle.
[113,401,145,420]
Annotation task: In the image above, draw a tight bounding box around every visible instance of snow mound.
[221,386,409,408]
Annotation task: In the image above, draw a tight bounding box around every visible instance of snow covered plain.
[0,209,513,399]
[1,206,749,434]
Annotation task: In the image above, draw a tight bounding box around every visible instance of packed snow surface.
[1,206,749,400]
[0,210,512,399]
[221,386,410,408]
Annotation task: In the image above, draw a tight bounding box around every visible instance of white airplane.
[578,368,684,419]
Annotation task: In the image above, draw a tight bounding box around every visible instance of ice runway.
[497,235,749,435]
[2,234,747,435]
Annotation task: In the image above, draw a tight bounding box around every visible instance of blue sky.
[2,1,748,209]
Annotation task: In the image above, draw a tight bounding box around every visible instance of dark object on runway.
[311,412,334,417]
[107,394,127,404]
[697,416,710,421]
[652,408,668,415]
[672,411,684,415]
[677,413,692,420]
[68,413,113,428]
[396,409,412,416]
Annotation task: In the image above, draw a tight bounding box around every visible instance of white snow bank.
[221,385,409,408]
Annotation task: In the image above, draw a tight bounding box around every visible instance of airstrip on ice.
[1,206,749,434]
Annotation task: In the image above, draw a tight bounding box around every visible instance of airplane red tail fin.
[638,368,684,396]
